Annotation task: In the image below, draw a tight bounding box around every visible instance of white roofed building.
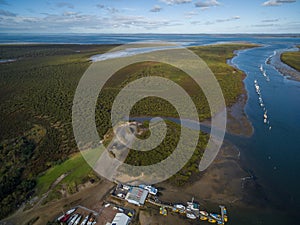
[106,213,130,225]
[125,187,148,206]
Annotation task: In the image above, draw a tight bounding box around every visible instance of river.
[2,34,299,224]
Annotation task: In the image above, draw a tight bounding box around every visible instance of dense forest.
[0,43,256,219]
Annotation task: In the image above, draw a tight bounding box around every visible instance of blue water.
[2,34,300,224]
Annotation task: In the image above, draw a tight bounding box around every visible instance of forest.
[0,43,257,219]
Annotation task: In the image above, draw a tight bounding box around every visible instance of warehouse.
[125,187,148,206]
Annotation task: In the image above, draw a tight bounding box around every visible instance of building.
[106,213,131,225]
[125,187,148,206]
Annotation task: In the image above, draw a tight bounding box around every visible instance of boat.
[86,217,95,225]
[260,64,263,72]
[58,208,77,222]
[263,71,267,77]
[200,210,209,216]
[80,215,89,225]
[174,204,185,210]
[144,185,158,195]
[208,218,217,223]
[160,207,167,216]
[186,213,197,219]
[66,208,76,215]
[68,214,79,225]
[73,215,82,225]
[224,215,228,222]
[210,213,221,221]
[200,215,208,220]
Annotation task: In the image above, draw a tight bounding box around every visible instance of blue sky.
[0,0,299,33]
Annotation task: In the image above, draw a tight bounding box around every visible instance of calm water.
[1,34,299,224]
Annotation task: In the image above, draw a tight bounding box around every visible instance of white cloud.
[191,16,240,25]
[150,5,162,12]
[184,11,198,19]
[96,4,119,14]
[261,19,279,22]
[195,0,220,9]
[160,0,192,5]
[216,16,240,23]
[0,11,181,33]
[262,0,296,6]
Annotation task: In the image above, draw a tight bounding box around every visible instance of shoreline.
[269,48,300,81]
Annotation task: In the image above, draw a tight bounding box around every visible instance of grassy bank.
[281,46,300,72]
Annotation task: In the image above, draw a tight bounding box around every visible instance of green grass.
[281,46,300,72]
[36,153,92,195]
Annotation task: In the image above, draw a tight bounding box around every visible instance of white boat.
[200,210,209,216]
[260,64,263,72]
[66,208,76,215]
[263,71,267,77]
[80,215,89,225]
[264,112,268,119]
[174,204,186,210]
[210,213,221,221]
[68,214,79,225]
[186,213,197,219]
[74,215,82,225]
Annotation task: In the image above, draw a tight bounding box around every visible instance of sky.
[0,0,299,33]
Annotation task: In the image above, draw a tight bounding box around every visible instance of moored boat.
[200,215,208,220]
[186,213,197,219]
[200,210,209,216]
[208,218,217,223]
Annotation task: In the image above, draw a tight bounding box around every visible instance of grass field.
[281,46,300,72]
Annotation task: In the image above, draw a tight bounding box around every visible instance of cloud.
[97,4,119,14]
[63,11,79,17]
[0,9,16,17]
[56,2,74,9]
[150,5,162,12]
[160,0,192,5]
[0,11,180,33]
[262,0,296,6]
[195,0,220,9]
[191,16,240,25]
[261,19,279,22]
[106,7,119,14]
[252,24,278,27]
[96,4,105,9]
[216,15,240,22]
[184,11,198,18]
[0,0,8,5]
